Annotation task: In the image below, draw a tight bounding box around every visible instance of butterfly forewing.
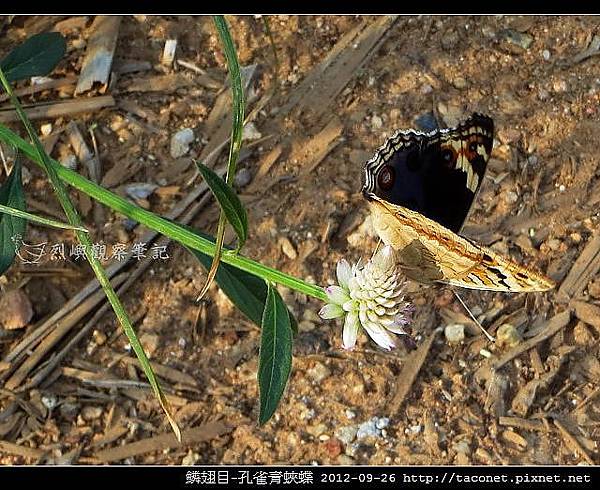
[362,113,494,234]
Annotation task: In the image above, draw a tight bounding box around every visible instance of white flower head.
[319,245,415,351]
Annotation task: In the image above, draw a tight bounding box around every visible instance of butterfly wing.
[367,194,554,292]
[362,113,494,233]
[445,242,555,292]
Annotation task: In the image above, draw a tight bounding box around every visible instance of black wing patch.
[362,113,494,233]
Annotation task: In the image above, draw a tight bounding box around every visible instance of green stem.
[0,125,328,302]
[0,69,181,440]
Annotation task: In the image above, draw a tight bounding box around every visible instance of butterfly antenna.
[452,289,495,343]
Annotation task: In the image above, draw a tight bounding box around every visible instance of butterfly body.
[362,113,554,293]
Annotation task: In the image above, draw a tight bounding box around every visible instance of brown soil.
[0,15,599,465]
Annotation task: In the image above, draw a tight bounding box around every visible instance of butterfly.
[362,113,554,292]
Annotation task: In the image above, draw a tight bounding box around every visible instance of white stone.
[40,123,52,136]
[444,324,465,343]
[242,122,262,141]
[170,128,195,158]
[371,115,383,130]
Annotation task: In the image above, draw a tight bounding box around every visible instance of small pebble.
[503,29,533,50]
[41,394,59,410]
[21,165,32,185]
[481,25,496,38]
[504,191,519,204]
[420,84,433,95]
[181,450,200,465]
[371,115,383,130]
[334,425,358,445]
[123,218,138,231]
[40,123,53,136]
[234,168,252,188]
[542,49,551,60]
[242,122,262,141]
[170,128,195,158]
[92,330,107,346]
[31,76,54,85]
[356,417,388,439]
[496,324,522,349]
[125,183,158,200]
[480,349,492,358]
[453,439,471,455]
[546,238,561,251]
[553,79,568,93]
[0,289,33,330]
[441,30,459,50]
[345,409,356,420]
[81,405,103,421]
[140,333,159,358]
[570,232,582,244]
[452,77,467,89]
[301,408,316,421]
[59,402,79,420]
[298,320,316,332]
[444,324,465,344]
[306,423,327,437]
[306,362,331,383]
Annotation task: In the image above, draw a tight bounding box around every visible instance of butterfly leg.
[451,289,495,343]
[371,238,383,260]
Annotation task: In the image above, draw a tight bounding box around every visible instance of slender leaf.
[195,161,248,250]
[196,16,246,302]
[213,16,245,183]
[0,203,88,232]
[184,226,297,335]
[0,32,66,83]
[258,283,293,425]
[0,154,26,275]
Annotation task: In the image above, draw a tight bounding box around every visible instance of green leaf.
[195,161,248,250]
[0,154,26,275]
[192,245,267,326]
[258,283,293,425]
[185,226,297,335]
[0,203,88,232]
[0,32,66,83]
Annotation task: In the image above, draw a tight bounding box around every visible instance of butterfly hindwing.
[366,195,554,292]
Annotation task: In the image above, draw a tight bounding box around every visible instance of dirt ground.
[0,15,599,465]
